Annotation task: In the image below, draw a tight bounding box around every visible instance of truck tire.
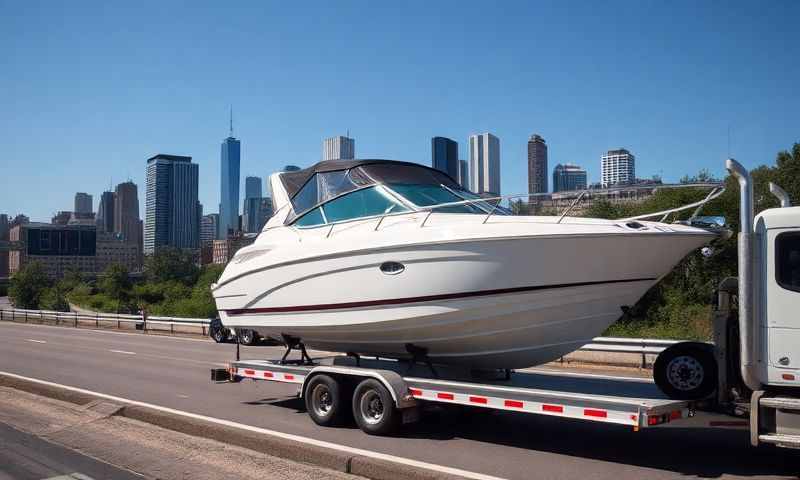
[654,342,718,400]
[237,329,258,346]
[352,378,399,435]
[209,319,228,343]
[305,374,348,427]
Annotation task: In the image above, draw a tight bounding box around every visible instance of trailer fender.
[300,366,417,409]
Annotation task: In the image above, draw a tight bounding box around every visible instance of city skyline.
[1,2,798,221]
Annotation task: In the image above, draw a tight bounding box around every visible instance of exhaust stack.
[725,159,762,392]
[769,182,792,208]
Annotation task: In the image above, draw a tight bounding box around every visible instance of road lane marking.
[25,339,47,344]
[0,371,506,480]
[109,349,136,355]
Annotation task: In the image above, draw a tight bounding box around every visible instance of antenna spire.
[229,106,234,137]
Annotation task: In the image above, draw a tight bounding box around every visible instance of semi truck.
[212,158,800,447]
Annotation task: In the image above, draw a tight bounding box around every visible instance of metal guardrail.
[0,308,681,359]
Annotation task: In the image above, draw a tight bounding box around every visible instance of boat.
[211,159,721,369]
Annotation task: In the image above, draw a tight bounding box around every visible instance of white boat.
[212,160,720,369]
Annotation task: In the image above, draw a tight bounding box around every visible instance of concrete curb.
[0,374,467,480]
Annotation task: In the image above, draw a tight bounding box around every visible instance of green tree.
[40,286,70,312]
[145,247,199,285]
[99,263,131,313]
[8,262,50,309]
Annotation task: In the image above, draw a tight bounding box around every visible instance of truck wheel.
[305,374,348,427]
[654,342,717,400]
[209,320,228,343]
[237,329,258,346]
[352,378,399,435]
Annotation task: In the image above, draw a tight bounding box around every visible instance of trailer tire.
[352,378,399,435]
[305,374,348,427]
[654,342,717,400]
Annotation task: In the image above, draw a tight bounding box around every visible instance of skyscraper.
[431,137,459,180]
[601,148,636,187]
[527,134,548,194]
[323,136,355,161]
[220,130,241,239]
[201,213,218,246]
[144,154,200,255]
[245,176,262,200]
[114,181,142,254]
[468,133,500,196]
[552,164,588,193]
[96,191,115,233]
[74,192,93,214]
[458,160,469,190]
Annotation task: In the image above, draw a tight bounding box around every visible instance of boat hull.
[215,230,710,369]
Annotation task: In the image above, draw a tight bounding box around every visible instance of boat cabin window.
[293,186,408,228]
[388,184,489,214]
[776,232,800,293]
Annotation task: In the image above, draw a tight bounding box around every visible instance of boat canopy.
[281,160,462,223]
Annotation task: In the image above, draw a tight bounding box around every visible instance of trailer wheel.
[305,375,348,427]
[237,329,259,346]
[654,342,717,400]
[352,378,399,435]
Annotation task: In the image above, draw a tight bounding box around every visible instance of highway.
[0,321,797,480]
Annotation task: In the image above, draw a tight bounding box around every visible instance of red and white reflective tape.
[408,387,684,427]
[232,367,305,384]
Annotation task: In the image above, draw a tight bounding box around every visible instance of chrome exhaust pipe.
[725,158,762,392]
[769,182,792,208]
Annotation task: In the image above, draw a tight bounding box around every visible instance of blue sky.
[1,1,798,221]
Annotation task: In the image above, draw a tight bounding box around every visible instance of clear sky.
[1,1,798,222]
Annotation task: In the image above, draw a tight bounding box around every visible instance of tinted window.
[389,184,486,214]
[323,186,408,223]
[777,232,800,293]
[294,207,325,228]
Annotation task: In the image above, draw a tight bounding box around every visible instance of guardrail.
[0,308,212,336]
[0,307,682,360]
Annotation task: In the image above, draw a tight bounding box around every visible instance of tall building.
[468,133,500,196]
[96,191,115,233]
[242,197,274,233]
[144,154,200,255]
[552,163,588,193]
[601,148,636,187]
[0,214,8,277]
[74,192,93,214]
[220,133,241,239]
[431,137,459,180]
[201,213,218,246]
[323,136,355,161]
[527,134,548,194]
[245,176,262,200]
[114,181,142,255]
[458,160,469,190]
[51,211,72,225]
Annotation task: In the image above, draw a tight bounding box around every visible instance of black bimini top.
[281,159,462,223]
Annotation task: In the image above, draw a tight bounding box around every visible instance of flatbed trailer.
[212,355,731,435]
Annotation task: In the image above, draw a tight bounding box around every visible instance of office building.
[431,137,459,180]
[74,192,93,215]
[220,134,241,239]
[601,148,636,187]
[245,176,262,200]
[96,191,115,232]
[144,154,200,255]
[0,214,8,277]
[552,164,588,193]
[323,136,355,161]
[242,197,274,233]
[458,160,469,190]
[201,213,219,246]
[527,134,548,194]
[468,133,500,196]
[114,181,142,260]
[51,211,72,225]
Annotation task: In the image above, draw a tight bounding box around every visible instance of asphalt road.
[0,421,143,480]
[0,321,797,480]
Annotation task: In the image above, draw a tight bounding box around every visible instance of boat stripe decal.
[223,277,656,315]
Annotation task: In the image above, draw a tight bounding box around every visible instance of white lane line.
[0,321,212,343]
[109,349,136,355]
[25,339,47,344]
[0,371,506,480]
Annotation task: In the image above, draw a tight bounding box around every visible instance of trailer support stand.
[280,335,313,365]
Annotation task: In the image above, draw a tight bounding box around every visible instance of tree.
[8,262,50,309]
[145,247,200,285]
[100,263,131,313]
[40,286,70,312]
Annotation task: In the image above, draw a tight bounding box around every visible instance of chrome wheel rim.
[666,355,704,391]
[359,390,384,425]
[311,384,333,417]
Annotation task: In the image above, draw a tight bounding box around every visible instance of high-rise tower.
[468,133,500,196]
[144,154,200,254]
[527,134,548,194]
[220,111,241,239]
